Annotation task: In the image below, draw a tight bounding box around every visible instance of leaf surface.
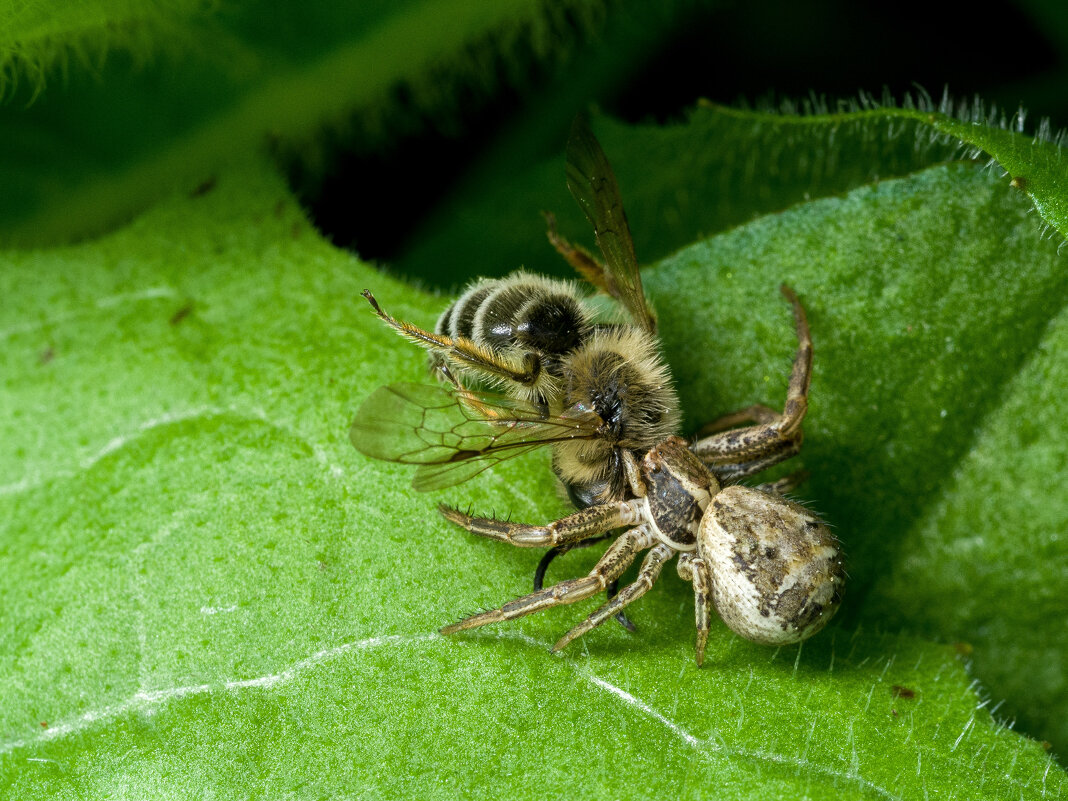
[1,158,1065,798]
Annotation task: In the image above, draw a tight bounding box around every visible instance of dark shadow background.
[301,0,1066,276]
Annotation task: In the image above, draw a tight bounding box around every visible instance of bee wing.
[565,114,657,334]
[350,383,605,491]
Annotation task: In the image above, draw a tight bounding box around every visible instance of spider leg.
[694,404,779,438]
[755,469,809,496]
[534,538,637,632]
[439,498,641,548]
[692,285,811,478]
[605,578,637,632]
[440,526,655,635]
[551,543,674,652]
[678,554,713,666]
[708,439,802,484]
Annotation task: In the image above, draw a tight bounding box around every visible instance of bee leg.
[438,498,641,548]
[543,211,611,296]
[441,526,655,635]
[534,540,637,632]
[692,285,811,475]
[362,290,542,388]
[620,449,647,497]
[677,554,713,666]
[434,361,462,388]
[551,544,673,653]
[545,211,657,334]
[533,545,568,592]
[432,362,535,423]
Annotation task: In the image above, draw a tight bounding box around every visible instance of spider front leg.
[439,497,643,548]
[692,285,812,481]
[440,526,656,635]
[694,403,780,438]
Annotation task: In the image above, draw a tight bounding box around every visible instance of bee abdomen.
[436,283,494,341]
[436,273,590,359]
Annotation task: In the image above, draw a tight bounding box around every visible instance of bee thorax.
[562,327,680,451]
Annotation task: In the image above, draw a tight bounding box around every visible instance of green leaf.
[865,305,1068,758]
[0,0,213,96]
[2,155,1066,796]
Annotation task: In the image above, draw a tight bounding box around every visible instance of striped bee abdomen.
[436,272,591,364]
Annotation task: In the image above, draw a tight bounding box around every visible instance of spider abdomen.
[697,485,844,645]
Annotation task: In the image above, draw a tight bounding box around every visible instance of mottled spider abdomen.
[698,485,844,645]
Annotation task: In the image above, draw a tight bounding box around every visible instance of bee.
[351,116,843,663]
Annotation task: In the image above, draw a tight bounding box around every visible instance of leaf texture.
[1,159,1065,798]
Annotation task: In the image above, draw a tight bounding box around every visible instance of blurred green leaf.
[2,146,1065,796]
[0,0,213,94]
[0,0,636,246]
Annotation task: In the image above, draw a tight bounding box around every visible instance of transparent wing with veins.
[564,114,657,334]
[350,383,605,491]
